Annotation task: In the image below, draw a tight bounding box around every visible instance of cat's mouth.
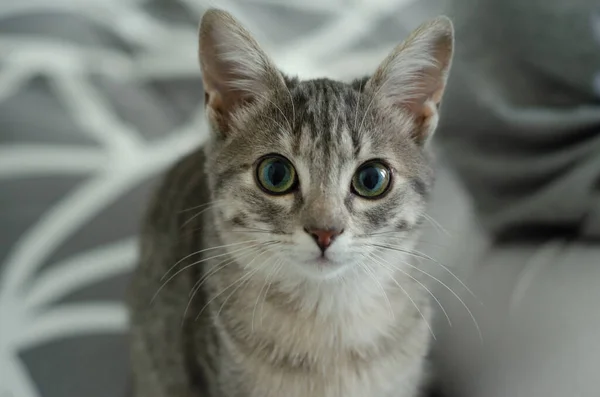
[314,256,335,265]
[310,251,349,268]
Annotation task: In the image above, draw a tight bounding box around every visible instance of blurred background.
[0,0,599,397]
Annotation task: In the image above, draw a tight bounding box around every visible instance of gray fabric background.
[431,3,600,396]
[439,0,600,240]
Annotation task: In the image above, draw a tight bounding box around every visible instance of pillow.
[437,0,600,241]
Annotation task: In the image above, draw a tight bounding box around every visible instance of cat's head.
[198,9,453,281]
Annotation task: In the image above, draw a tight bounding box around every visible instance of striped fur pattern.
[128,9,454,397]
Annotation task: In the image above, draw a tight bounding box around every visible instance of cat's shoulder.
[163,146,207,188]
[143,145,208,230]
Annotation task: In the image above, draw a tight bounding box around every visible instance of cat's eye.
[351,161,391,199]
[256,155,297,195]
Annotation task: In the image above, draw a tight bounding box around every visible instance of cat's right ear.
[199,9,286,136]
[367,17,454,146]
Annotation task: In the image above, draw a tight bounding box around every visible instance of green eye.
[256,155,297,195]
[351,161,391,198]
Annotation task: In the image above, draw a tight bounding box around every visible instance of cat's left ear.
[198,9,287,136]
[368,17,454,145]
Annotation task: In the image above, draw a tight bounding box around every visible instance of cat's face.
[199,9,453,281]
[207,79,431,280]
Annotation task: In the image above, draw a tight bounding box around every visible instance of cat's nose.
[303,227,344,253]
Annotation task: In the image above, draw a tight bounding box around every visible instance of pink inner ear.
[199,9,291,136]
[407,96,443,146]
[394,67,448,145]
[199,27,274,135]
[372,18,453,124]
[431,83,445,105]
[203,84,251,135]
[202,58,256,134]
[403,80,445,115]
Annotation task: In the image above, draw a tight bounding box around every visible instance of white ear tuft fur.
[369,17,454,145]
[199,9,285,134]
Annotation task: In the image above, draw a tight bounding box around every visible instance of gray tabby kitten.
[128,8,453,397]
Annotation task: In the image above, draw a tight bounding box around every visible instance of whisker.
[229,226,288,234]
[364,253,436,340]
[152,242,276,304]
[196,249,276,321]
[178,199,227,214]
[371,252,452,327]
[161,239,261,281]
[259,114,290,137]
[181,248,261,325]
[214,249,275,320]
[252,258,281,332]
[259,260,282,328]
[196,268,257,321]
[399,257,482,343]
[228,230,271,234]
[361,232,450,248]
[413,240,451,248]
[407,247,477,292]
[229,230,293,238]
[359,262,395,321]
[422,213,451,237]
[234,226,272,232]
[189,259,231,298]
[189,248,261,298]
[362,230,408,237]
[370,247,482,342]
[253,92,293,132]
[372,243,480,303]
[181,202,224,228]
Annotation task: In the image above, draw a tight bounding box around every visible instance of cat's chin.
[293,256,352,281]
[314,256,335,265]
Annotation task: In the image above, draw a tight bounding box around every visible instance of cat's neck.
[230,257,421,334]
[211,256,428,371]
[272,266,401,318]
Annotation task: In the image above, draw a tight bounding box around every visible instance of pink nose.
[304,227,344,252]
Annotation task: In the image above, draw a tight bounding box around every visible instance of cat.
[128,8,454,397]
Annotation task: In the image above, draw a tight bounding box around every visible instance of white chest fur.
[214,272,432,397]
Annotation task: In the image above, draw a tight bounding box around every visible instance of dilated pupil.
[360,168,382,190]
[266,161,287,186]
